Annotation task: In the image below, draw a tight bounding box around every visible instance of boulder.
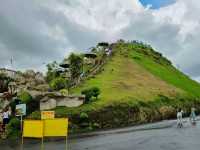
[40,97,57,110]
[35,72,45,84]
[39,94,85,110]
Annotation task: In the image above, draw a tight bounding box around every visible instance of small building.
[0,68,17,79]
[83,53,97,65]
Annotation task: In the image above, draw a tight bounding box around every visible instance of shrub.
[6,118,21,138]
[17,91,39,115]
[81,87,101,103]
[18,91,32,104]
[81,89,93,103]
[28,111,41,120]
[50,77,67,91]
[91,87,100,99]
[60,89,68,96]
[80,112,89,119]
[79,112,89,127]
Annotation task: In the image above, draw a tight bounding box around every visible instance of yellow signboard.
[44,119,68,137]
[41,111,55,120]
[23,120,44,138]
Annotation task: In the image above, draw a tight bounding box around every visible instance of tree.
[46,61,60,82]
[68,53,83,85]
[49,77,68,91]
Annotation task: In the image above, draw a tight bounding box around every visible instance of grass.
[130,49,200,98]
[70,47,186,113]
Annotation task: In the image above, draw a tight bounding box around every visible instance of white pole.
[20,115,23,132]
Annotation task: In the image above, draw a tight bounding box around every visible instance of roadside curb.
[69,120,176,139]
[69,116,200,139]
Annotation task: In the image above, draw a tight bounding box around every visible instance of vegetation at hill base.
[28,40,200,133]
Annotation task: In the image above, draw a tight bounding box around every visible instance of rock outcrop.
[40,93,85,110]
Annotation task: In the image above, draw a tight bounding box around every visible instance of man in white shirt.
[177,108,183,128]
[2,109,10,127]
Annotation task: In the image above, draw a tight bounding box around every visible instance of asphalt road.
[1,119,200,150]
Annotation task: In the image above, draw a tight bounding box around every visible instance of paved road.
[1,119,200,150]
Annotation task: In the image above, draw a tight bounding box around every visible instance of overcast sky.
[0,0,200,81]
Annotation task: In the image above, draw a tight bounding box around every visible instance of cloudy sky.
[0,0,200,81]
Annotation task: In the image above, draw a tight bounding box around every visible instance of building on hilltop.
[0,68,17,79]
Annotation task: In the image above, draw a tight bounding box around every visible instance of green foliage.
[6,118,21,138]
[68,53,83,83]
[60,89,68,96]
[81,89,94,103]
[17,91,39,115]
[50,77,68,91]
[28,111,41,120]
[46,61,60,82]
[18,91,32,104]
[80,112,89,119]
[81,87,101,103]
[91,87,100,99]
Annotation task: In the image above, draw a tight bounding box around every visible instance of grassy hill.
[32,41,200,132]
[72,42,200,104]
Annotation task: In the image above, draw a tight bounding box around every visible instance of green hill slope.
[72,42,200,103]
[35,41,200,132]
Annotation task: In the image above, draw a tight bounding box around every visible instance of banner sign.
[44,119,68,137]
[16,104,26,116]
[23,120,44,138]
[41,111,55,120]
[22,118,68,150]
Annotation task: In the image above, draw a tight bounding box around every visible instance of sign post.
[16,104,26,132]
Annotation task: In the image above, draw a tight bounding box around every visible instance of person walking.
[177,108,184,128]
[190,107,196,125]
[2,108,10,131]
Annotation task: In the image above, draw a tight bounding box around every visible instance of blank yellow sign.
[44,119,68,137]
[23,120,44,138]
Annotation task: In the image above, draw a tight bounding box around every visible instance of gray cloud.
[0,0,200,82]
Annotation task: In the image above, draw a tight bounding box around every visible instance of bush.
[80,112,89,119]
[81,89,94,103]
[18,91,32,104]
[28,111,41,120]
[17,91,39,115]
[50,77,68,91]
[60,89,68,96]
[79,112,89,127]
[81,87,101,103]
[6,118,21,138]
[91,87,100,99]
